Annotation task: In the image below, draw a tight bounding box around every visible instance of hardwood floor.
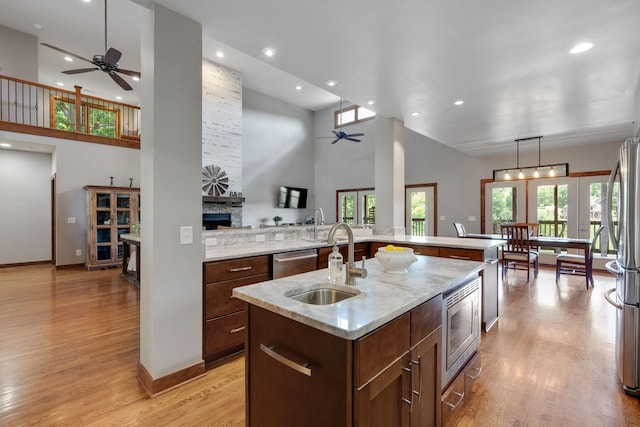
[0,264,639,426]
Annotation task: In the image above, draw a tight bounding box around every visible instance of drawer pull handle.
[229,326,246,334]
[260,344,312,377]
[449,255,471,260]
[229,266,252,273]
[274,253,318,263]
[445,391,465,410]
[466,365,482,380]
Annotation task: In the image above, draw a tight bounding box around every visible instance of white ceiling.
[0,0,639,158]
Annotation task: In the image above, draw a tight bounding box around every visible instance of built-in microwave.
[442,276,481,388]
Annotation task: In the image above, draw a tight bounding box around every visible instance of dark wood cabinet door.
[247,305,351,427]
[410,327,442,427]
[354,353,411,427]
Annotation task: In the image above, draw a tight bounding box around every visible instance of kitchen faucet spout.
[314,207,325,240]
[327,222,367,286]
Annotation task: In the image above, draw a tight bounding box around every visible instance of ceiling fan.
[318,98,365,144]
[41,0,140,91]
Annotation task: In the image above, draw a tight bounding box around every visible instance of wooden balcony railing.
[0,74,140,149]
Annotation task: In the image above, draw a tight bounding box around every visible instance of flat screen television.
[278,186,308,208]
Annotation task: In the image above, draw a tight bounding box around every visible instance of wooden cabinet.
[85,185,139,270]
[441,352,481,427]
[247,305,352,427]
[318,242,369,269]
[203,255,269,364]
[245,295,442,427]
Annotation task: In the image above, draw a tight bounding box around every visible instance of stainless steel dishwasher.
[273,249,318,279]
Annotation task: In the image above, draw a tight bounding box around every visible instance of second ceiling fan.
[41,0,140,91]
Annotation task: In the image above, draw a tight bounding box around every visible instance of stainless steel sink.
[285,286,360,305]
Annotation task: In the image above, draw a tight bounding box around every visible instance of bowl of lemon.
[375,244,418,273]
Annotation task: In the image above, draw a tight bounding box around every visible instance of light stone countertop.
[232,254,485,340]
[204,235,503,262]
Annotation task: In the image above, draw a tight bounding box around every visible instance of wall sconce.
[493,136,569,182]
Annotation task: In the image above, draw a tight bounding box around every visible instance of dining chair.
[453,222,466,237]
[500,224,539,282]
[555,225,605,289]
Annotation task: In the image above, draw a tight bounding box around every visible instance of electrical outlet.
[440,215,445,221]
[255,234,266,242]
[275,233,284,241]
[75,249,82,256]
[468,216,476,222]
[67,217,76,224]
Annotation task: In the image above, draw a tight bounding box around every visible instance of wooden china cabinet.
[84,185,140,270]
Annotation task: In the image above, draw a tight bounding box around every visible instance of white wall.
[0,130,140,266]
[404,129,485,236]
[242,88,315,227]
[0,24,37,81]
[313,102,376,223]
[0,149,52,264]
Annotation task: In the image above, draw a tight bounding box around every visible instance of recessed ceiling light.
[0,142,12,148]
[367,100,376,105]
[570,42,593,54]
[216,51,224,58]
[132,76,140,81]
[411,112,420,116]
[56,82,64,86]
[325,80,337,87]
[454,100,464,105]
[295,85,302,91]
[116,96,122,100]
[262,47,277,57]
[32,23,42,30]
[82,0,91,3]
[64,56,73,62]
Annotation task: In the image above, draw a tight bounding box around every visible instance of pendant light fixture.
[492,136,569,182]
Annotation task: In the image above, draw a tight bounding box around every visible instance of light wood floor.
[1,264,639,426]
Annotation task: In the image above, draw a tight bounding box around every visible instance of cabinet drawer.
[410,295,442,347]
[439,247,484,262]
[354,313,410,387]
[441,371,466,427]
[406,245,439,257]
[205,274,269,319]
[204,310,247,361]
[463,352,481,399]
[205,255,270,283]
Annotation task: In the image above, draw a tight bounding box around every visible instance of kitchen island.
[233,255,485,427]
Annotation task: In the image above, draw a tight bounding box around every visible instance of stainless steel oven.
[442,276,481,388]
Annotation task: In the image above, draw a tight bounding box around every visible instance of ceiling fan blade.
[331,130,341,137]
[330,138,340,144]
[109,71,133,91]
[41,43,95,64]
[104,47,122,67]
[116,68,141,78]
[345,138,361,142]
[347,133,364,137]
[62,68,99,75]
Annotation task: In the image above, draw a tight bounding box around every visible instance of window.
[334,105,375,128]
[337,188,375,226]
[51,96,120,138]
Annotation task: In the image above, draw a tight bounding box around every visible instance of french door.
[337,188,375,226]
[405,185,436,236]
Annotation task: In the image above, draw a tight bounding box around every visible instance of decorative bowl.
[375,245,418,273]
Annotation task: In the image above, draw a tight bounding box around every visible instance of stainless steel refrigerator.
[605,137,640,396]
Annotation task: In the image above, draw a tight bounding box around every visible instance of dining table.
[464,233,592,270]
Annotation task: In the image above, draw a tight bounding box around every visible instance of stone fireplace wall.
[202,59,243,225]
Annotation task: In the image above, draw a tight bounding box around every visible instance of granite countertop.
[204,235,503,262]
[232,255,484,340]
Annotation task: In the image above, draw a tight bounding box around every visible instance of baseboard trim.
[137,360,206,397]
[0,260,52,269]
[55,263,85,270]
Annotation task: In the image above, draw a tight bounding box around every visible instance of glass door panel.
[96,245,111,261]
[96,228,111,243]
[535,183,568,238]
[405,186,435,236]
[96,211,111,226]
[117,211,130,225]
[361,191,376,225]
[337,191,357,224]
[96,193,111,209]
[116,193,130,208]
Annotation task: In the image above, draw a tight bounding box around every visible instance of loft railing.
[0,74,140,149]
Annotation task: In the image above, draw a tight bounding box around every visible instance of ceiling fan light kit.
[492,136,569,182]
[41,0,140,91]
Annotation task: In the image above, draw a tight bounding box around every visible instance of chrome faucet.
[327,222,367,286]
[313,207,325,240]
